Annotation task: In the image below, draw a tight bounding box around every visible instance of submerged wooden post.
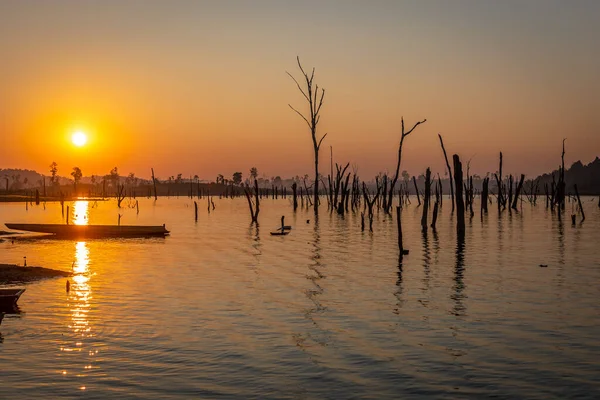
[194,201,198,221]
[453,154,465,234]
[136,200,139,214]
[35,189,40,205]
[66,205,70,225]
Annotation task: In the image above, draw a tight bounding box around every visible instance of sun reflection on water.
[72,201,89,225]
[59,237,98,388]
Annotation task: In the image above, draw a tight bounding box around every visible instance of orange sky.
[1,1,598,181]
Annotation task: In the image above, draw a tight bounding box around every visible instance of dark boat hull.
[0,288,26,312]
[5,223,169,239]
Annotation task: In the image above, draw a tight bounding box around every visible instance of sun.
[72,131,88,147]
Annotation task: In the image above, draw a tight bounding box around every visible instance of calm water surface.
[1,197,599,399]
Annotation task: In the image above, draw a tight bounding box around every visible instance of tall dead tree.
[244,179,260,223]
[412,176,421,206]
[438,134,454,212]
[453,155,465,234]
[386,117,427,213]
[117,184,126,208]
[421,168,431,231]
[511,174,525,210]
[481,177,489,213]
[495,152,504,211]
[288,57,327,213]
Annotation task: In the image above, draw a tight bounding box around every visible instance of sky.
[0,0,599,181]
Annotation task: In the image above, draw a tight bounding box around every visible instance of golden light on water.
[72,201,89,226]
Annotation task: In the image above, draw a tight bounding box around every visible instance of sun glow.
[72,131,88,147]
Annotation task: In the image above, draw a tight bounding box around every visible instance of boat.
[4,223,170,239]
[270,231,290,236]
[0,288,26,311]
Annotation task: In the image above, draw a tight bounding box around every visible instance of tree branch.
[286,71,310,102]
[317,133,328,150]
[288,104,311,129]
[404,119,427,137]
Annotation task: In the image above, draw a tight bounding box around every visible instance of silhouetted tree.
[386,117,427,213]
[250,167,258,180]
[232,172,242,186]
[49,162,58,187]
[71,167,82,192]
[288,56,327,212]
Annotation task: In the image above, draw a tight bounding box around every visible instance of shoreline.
[0,264,71,285]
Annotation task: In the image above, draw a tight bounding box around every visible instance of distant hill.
[532,157,600,195]
[0,168,70,190]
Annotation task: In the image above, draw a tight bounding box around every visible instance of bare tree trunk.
[386,118,427,213]
[397,206,403,253]
[421,168,431,231]
[431,201,439,230]
[288,57,327,214]
[481,177,489,213]
[453,155,465,234]
[438,134,454,212]
[574,184,585,222]
[151,168,158,201]
[292,182,298,211]
[512,174,525,210]
[413,176,421,206]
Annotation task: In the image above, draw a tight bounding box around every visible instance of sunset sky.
[1,0,598,181]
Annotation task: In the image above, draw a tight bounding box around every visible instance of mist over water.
[1,198,599,399]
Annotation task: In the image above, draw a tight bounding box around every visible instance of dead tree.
[512,174,525,210]
[386,117,427,213]
[413,176,421,206]
[421,168,431,231]
[291,182,298,211]
[431,200,439,230]
[438,134,454,212]
[574,184,585,222]
[481,177,489,213]
[453,155,465,234]
[244,179,260,223]
[287,56,327,213]
[151,168,158,201]
[117,184,126,208]
[495,152,504,211]
[362,182,380,232]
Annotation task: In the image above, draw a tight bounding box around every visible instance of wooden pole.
[194,201,198,221]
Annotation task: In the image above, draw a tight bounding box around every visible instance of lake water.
[1,197,599,399]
